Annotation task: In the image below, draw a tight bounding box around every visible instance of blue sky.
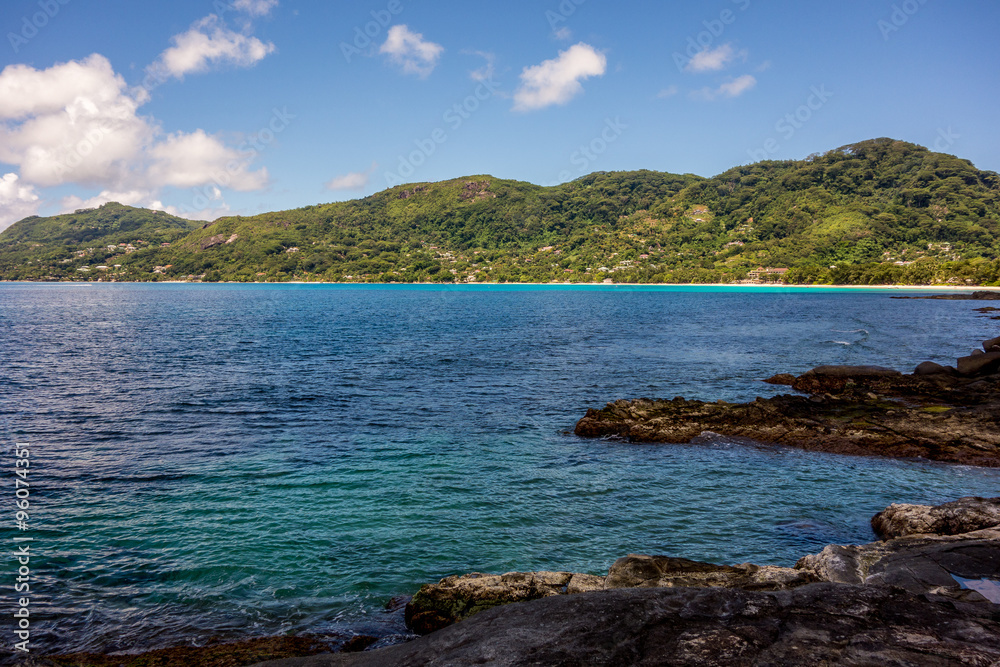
[0,0,997,229]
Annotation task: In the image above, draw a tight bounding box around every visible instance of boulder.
[914,361,956,376]
[803,365,901,378]
[957,351,1000,376]
[253,585,1000,667]
[604,554,814,591]
[984,336,1000,352]
[405,571,578,634]
[796,529,1000,605]
[871,497,1000,539]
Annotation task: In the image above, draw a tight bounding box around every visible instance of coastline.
[1,279,995,291]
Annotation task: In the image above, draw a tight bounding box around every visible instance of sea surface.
[1,283,999,655]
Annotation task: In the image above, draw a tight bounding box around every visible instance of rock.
[341,635,378,653]
[405,571,575,634]
[871,497,1000,539]
[914,361,956,376]
[984,336,1000,351]
[574,392,1000,467]
[251,585,1000,667]
[957,351,1000,376]
[803,364,901,378]
[604,554,815,591]
[576,336,1000,467]
[796,528,1000,605]
[200,233,227,250]
[404,556,817,635]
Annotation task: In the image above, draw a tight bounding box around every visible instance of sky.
[0,0,998,230]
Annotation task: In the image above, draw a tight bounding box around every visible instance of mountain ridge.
[2,138,999,285]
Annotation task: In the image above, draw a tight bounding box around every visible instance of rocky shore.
[574,335,1000,467]
[242,497,1000,666]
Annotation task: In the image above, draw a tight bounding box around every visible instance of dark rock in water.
[253,585,1000,667]
[958,351,1000,376]
[893,291,1000,300]
[983,336,1000,351]
[341,636,378,653]
[803,364,901,378]
[914,361,957,375]
[576,335,1000,467]
[871,497,1000,539]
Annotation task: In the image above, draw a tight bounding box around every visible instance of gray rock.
[872,497,1000,539]
[957,351,1000,376]
[803,365,901,378]
[252,585,1000,667]
[914,361,955,375]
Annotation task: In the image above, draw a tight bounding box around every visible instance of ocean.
[1,283,998,655]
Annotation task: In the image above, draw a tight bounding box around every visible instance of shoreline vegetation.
[2,139,1000,287]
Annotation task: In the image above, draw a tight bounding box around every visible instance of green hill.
[0,203,202,280]
[3,139,999,285]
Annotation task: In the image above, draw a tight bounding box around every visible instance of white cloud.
[691,74,757,101]
[59,189,153,212]
[0,54,151,188]
[657,85,679,99]
[513,43,607,112]
[231,0,279,17]
[326,162,377,191]
[151,15,275,80]
[0,55,272,218]
[147,129,268,191]
[686,44,736,73]
[553,27,572,41]
[0,173,40,232]
[380,25,444,78]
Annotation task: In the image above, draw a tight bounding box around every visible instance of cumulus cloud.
[513,43,606,112]
[151,15,275,80]
[0,55,271,218]
[691,74,757,101]
[325,162,377,191]
[380,25,444,78]
[147,129,268,191]
[686,44,737,73]
[0,55,150,188]
[0,173,40,232]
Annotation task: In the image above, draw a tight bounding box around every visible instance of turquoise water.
[1,283,998,654]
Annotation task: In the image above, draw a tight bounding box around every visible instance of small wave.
[831,329,869,335]
[824,340,853,346]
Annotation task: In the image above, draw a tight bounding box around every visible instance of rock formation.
[574,336,1000,467]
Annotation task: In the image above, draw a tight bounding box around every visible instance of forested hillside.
[2,139,999,285]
